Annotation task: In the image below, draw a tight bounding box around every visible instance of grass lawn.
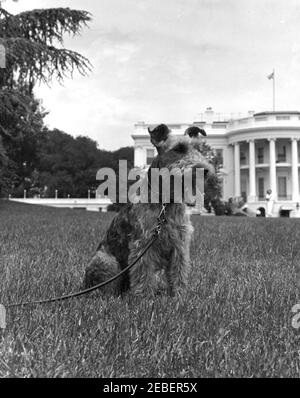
[1,200,300,377]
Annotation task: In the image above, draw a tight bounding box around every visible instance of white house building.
[132,108,300,217]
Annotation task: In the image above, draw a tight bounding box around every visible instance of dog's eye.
[173,143,188,154]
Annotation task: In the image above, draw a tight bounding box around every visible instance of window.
[215,149,224,167]
[278,176,287,199]
[258,178,265,200]
[255,116,267,122]
[276,116,290,121]
[240,151,247,165]
[241,177,247,202]
[146,149,155,165]
[257,147,264,164]
[277,146,286,163]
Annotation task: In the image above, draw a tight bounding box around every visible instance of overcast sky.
[5,0,300,150]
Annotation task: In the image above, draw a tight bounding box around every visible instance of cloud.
[5,0,300,149]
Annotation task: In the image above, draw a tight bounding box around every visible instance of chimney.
[204,107,214,124]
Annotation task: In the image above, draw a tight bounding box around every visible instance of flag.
[267,71,274,80]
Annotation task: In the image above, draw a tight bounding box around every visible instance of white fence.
[9,198,112,212]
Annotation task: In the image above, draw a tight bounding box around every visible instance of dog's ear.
[184,126,207,138]
[148,124,171,150]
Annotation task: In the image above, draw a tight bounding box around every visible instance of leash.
[1,204,167,311]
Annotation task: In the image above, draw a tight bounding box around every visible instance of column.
[291,138,299,202]
[248,139,256,202]
[234,143,241,197]
[269,138,277,199]
[134,146,146,168]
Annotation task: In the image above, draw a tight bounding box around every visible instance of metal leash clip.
[153,204,167,237]
[158,203,167,223]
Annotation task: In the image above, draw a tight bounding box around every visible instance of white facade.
[131,108,300,217]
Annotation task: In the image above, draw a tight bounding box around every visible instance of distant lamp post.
[88,190,91,200]
[24,190,27,199]
[8,194,11,200]
[68,194,70,199]
[55,190,58,199]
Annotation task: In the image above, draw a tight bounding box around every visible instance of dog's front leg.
[128,245,156,296]
[166,245,191,296]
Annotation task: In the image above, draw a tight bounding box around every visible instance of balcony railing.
[255,195,292,201]
[277,155,287,163]
[278,195,292,201]
[227,113,300,133]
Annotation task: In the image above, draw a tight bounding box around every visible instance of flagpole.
[273,69,275,111]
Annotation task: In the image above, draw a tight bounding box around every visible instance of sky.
[4,0,300,150]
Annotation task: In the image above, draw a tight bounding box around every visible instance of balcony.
[228,111,300,134]
[276,162,292,168]
[256,163,269,169]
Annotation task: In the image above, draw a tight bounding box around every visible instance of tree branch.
[0,8,91,45]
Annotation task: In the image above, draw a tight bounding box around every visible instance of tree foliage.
[26,128,134,199]
[194,140,223,212]
[0,7,91,92]
[0,4,91,194]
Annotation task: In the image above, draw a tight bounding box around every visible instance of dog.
[83,125,214,296]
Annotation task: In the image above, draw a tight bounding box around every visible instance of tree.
[0,3,91,196]
[195,140,223,213]
[33,129,100,198]
[0,6,91,93]
[29,128,134,199]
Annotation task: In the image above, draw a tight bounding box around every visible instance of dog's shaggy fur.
[83,125,214,296]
